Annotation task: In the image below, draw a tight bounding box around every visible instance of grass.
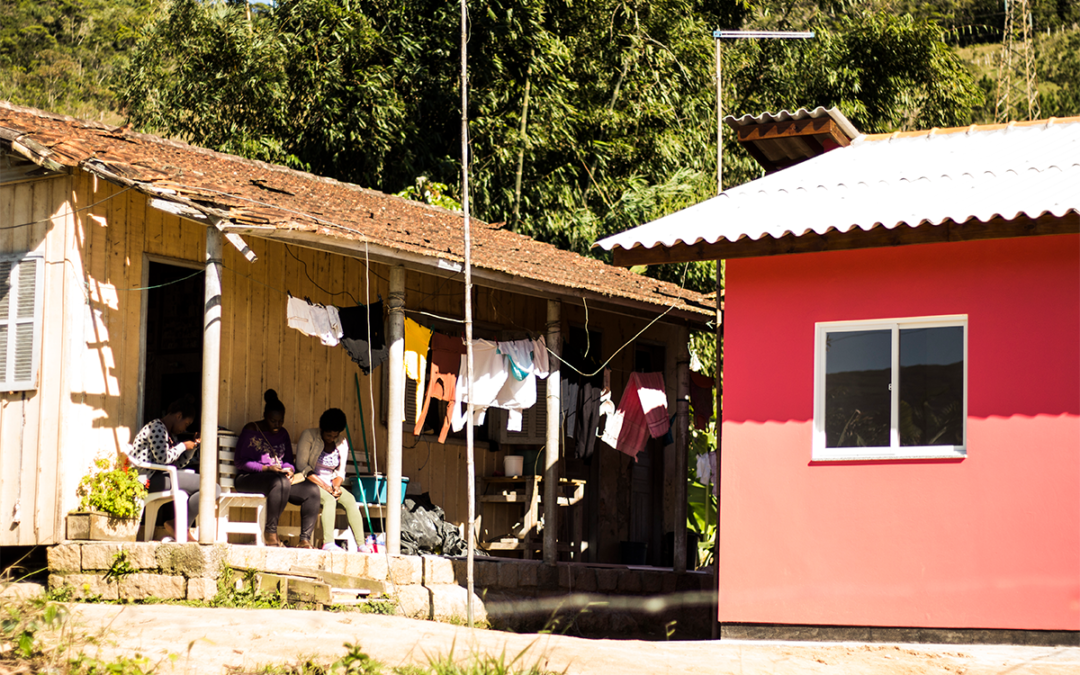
[2,578,558,675]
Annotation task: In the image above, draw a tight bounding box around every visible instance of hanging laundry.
[689,371,714,430]
[339,301,385,346]
[308,304,339,347]
[696,451,717,485]
[494,368,537,432]
[451,339,509,432]
[339,301,387,374]
[403,318,433,425]
[415,332,467,443]
[287,296,317,337]
[576,383,602,460]
[532,336,550,379]
[602,372,669,461]
[561,379,579,439]
[498,339,535,381]
[326,305,344,341]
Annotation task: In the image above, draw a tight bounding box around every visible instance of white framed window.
[0,254,45,391]
[813,315,967,461]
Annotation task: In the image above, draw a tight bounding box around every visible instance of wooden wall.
[3,172,691,558]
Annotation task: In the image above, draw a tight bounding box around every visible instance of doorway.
[141,261,203,428]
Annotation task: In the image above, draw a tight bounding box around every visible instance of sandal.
[264,532,284,547]
[297,539,314,549]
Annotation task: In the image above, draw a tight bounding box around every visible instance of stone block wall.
[47,543,712,638]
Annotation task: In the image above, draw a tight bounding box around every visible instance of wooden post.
[543,299,561,565]
[198,226,222,544]
[674,326,690,573]
[386,265,406,555]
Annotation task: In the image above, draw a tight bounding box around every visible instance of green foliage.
[1,593,67,661]
[116,0,983,297]
[395,177,462,212]
[0,0,149,121]
[104,551,137,584]
[75,457,147,520]
[210,566,289,609]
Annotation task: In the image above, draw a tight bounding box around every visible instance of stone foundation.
[47,543,712,638]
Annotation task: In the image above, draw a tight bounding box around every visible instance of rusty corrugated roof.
[0,101,712,320]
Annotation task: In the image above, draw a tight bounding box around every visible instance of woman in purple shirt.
[234,389,320,547]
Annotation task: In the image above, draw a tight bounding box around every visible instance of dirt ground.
[64,604,1080,674]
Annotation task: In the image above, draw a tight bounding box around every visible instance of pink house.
[597,111,1080,638]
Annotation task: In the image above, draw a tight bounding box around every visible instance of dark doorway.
[142,261,203,428]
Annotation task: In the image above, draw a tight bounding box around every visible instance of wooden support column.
[198,226,223,544]
[385,265,406,554]
[543,299,562,565]
[673,326,690,573]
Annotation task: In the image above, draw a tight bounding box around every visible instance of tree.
[117,0,984,295]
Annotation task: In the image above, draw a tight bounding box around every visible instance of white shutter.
[0,255,43,391]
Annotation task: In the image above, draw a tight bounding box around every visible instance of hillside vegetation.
[1,0,1076,293]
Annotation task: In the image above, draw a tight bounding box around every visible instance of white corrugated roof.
[595,119,1080,254]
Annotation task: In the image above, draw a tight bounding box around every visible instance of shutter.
[0,256,41,390]
[380,361,421,429]
[0,260,12,322]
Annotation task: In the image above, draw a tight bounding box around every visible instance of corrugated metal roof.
[596,118,1080,256]
[0,102,712,319]
[723,106,860,141]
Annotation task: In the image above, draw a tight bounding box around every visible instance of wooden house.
[597,111,1080,635]
[0,101,712,570]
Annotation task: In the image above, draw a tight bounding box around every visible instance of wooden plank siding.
[0,174,75,545]
[2,172,691,555]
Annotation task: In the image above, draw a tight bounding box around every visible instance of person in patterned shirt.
[130,395,217,540]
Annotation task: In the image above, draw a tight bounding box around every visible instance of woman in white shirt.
[294,408,366,551]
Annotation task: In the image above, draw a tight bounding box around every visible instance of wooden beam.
[736,118,851,148]
[610,212,1080,266]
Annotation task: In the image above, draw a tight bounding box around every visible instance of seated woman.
[295,408,366,551]
[234,389,320,548]
[130,395,218,541]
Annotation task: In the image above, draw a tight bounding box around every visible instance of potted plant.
[66,456,147,541]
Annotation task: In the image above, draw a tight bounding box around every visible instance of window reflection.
[825,330,891,448]
[899,326,964,446]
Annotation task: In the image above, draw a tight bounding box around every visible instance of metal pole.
[461,0,477,628]
[543,300,561,565]
[198,226,222,544]
[386,266,405,554]
[715,38,723,195]
[712,259,723,639]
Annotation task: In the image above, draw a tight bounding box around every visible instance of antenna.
[995,0,1039,122]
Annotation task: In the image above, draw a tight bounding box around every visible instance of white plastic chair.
[215,435,267,545]
[122,447,189,544]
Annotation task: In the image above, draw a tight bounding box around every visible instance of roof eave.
[609,211,1080,267]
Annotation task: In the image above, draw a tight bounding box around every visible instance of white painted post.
[198,226,222,544]
[543,299,561,565]
[386,265,406,555]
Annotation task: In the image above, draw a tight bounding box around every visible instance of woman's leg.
[288,480,321,543]
[335,489,366,547]
[318,488,337,547]
[236,471,291,533]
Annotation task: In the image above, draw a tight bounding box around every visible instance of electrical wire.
[0,186,134,231]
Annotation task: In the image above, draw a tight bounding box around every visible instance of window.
[813,316,966,461]
[0,254,44,391]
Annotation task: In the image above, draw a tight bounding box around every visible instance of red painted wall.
[720,234,1080,630]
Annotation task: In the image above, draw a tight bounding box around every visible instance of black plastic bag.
[400,493,467,557]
